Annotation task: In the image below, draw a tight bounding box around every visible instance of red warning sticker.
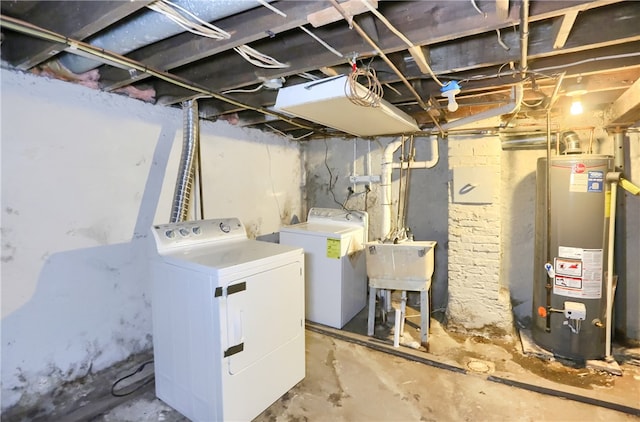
[572,163,586,174]
[555,257,582,277]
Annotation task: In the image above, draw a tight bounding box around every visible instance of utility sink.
[365,241,437,291]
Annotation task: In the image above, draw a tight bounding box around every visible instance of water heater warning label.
[554,247,603,299]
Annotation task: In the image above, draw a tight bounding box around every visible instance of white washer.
[150,218,305,422]
[280,208,368,329]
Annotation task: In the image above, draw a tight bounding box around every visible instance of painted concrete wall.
[448,135,513,334]
[0,69,302,412]
[302,137,450,315]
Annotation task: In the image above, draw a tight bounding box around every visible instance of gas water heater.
[532,154,614,360]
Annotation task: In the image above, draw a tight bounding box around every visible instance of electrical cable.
[147,0,230,40]
[256,0,287,17]
[496,28,510,51]
[233,44,289,69]
[110,360,155,397]
[324,139,348,211]
[299,25,344,58]
[346,65,384,107]
[149,0,288,69]
[221,84,264,94]
[470,0,487,18]
[264,124,315,140]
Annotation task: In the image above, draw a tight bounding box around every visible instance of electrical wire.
[149,0,288,69]
[256,0,287,17]
[264,124,315,140]
[496,28,510,51]
[324,139,348,211]
[346,66,384,107]
[221,84,264,94]
[470,0,487,18]
[111,360,155,397]
[233,44,289,69]
[147,0,230,40]
[299,25,344,58]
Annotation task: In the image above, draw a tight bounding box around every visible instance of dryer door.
[224,262,303,375]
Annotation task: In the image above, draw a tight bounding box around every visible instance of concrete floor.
[6,308,640,422]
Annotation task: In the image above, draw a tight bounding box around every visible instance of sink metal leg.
[420,289,429,347]
[400,291,407,336]
[367,287,377,336]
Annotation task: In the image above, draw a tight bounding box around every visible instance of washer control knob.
[192,226,202,235]
[165,230,175,239]
[219,222,231,233]
[179,228,190,237]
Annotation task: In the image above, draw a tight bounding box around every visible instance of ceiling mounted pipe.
[58,0,272,73]
[441,84,524,131]
[520,0,530,78]
[170,99,199,223]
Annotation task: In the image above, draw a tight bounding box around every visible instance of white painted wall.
[448,135,513,333]
[0,69,302,412]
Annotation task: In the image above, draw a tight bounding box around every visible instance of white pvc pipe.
[380,137,439,240]
[381,138,403,239]
[441,83,524,131]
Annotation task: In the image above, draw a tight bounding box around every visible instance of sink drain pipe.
[305,322,640,417]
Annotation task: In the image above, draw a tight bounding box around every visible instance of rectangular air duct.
[274,75,419,137]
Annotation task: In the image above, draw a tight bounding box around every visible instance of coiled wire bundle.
[345,66,384,107]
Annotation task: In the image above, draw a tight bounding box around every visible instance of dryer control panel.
[152,218,247,254]
[307,207,368,227]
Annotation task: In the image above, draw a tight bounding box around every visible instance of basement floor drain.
[466,360,492,373]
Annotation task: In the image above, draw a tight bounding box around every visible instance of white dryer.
[150,218,305,422]
[280,208,368,329]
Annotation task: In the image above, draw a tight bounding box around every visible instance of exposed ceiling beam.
[149,2,640,107]
[0,0,154,70]
[605,77,640,127]
[551,11,580,49]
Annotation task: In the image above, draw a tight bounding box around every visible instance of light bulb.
[440,80,461,113]
[442,89,460,112]
[570,96,583,115]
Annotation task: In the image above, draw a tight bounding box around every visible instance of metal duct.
[170,99,199,223]
[59,0,270,73]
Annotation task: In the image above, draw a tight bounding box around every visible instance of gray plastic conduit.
[170,99,198,223]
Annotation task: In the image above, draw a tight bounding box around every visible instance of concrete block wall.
[447,135,514,334]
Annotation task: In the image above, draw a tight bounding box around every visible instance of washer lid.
[280,222,362,238]
[160,239,302,272]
